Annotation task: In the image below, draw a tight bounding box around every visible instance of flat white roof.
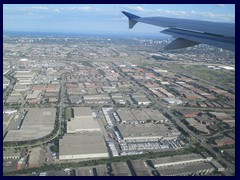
[59,133,108,156]
[67,107,100,133]
[4,108,56,142]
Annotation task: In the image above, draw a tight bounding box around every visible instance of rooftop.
[59,133,108,156]
[156,162,214,176]
[4,108,56,142]
[117,124,171,140]
[151,154,205,167]
[67,107,100,133]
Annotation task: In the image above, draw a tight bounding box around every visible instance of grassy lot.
[65,108,72,120]
[165,64,235,91]
[186,65,234,89]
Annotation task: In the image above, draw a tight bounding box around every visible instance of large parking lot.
[119,138,185,152]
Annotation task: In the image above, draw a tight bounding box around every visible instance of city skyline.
[3,4,235,34]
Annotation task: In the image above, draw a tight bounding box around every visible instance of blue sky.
[3,4,235,35]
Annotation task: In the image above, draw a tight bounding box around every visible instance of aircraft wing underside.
[122,11,235,51]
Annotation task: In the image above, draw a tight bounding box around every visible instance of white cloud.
[145,9,235,22]
[127,6,145,11]
[22,6,50,11]
[67,7,93,12]
[4,5,235,23]
[216,4,225,7]
[111,17,127,21]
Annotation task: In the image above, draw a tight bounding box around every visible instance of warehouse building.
[3,76,10,89]
[13,84,29,92]
[116,109,136,123]
[151,154,208,168]
[75,167,94,176]
[111,162,132,176]
[144,109,169,122]
[129,160,152,176]
[151,153,221,176]
[28,147,41,168]
[26,90,42,100]
[116,108,169,124]
[84,94,111,104]
[75,165,109,176]
[131,95,151,106]
[131,109,151,122]
[59,133,109,160]
[156,161,215,176]
[163,98,182,105]
[67,107,100,133]
[14,70,35,85]
[4,108,56,142]
[117,124,175,141]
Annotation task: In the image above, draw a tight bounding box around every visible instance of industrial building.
[151,153,222,176]
[28,147,41,168]
[84,94,111,104]
[117,124,176,141]
[75,167,94,176]
[4,108,56,142]
[163,98,182,105]
[13,84,29,92]
[151,154,209,167]
[14,70,35,85]
[156,161,215,176]
[3,76,10,89]
[116,109,136,123]
[215,137,235,147]
[144,109,169,122]
[59,133,109,160]
[111,93,127,105]
[111,162,132,176]
[131,94,151,106]
[94,165,110,176]
[26,90,42,100]
[6,95,22,104]
[116,108,169,124]
[67,107,100,133]
[130,109,151,122]
[75,165,109,176]
[129,160,152,176]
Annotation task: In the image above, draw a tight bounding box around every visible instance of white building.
[59,133,109,160]
[67,107,100,133]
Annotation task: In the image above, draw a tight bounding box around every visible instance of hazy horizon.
[4,4,235,35]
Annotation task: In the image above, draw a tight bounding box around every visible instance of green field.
[165,64,235,91]
[187,65,234,90]
[65,108,72,120]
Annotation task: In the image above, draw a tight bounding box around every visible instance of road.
[57,73,67,136]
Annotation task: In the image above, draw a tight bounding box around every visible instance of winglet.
[122,11,140,29]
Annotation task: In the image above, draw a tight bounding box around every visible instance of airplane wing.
[122,11,235,51]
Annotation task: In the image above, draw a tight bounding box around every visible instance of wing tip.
[121,11,140,19]
[122,11,140,29]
